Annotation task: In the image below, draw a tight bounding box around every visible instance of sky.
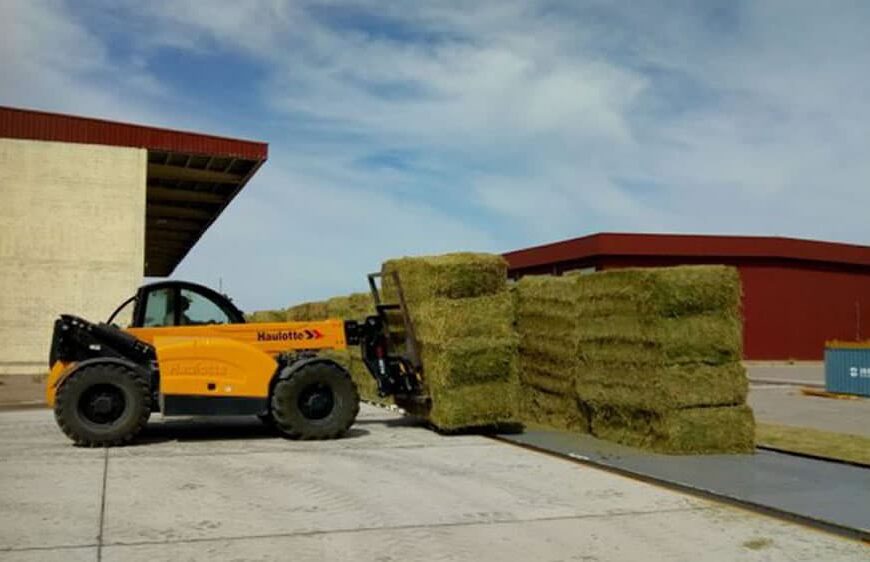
[2,0,869,311]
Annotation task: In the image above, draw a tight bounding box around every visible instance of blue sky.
[3,1,869,311]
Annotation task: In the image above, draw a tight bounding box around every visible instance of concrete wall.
[0,139,147,376]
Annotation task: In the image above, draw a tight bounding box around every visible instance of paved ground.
[748,385,870,437]
[1,406,868,561]
[745,363,824,386]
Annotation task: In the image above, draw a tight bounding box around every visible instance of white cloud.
[3,0,869,310]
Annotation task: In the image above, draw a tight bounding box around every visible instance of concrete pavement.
[745,362,824,387]
[748,385,870,437]
[0,405,867,561]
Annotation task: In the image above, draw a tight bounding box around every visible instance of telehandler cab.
[46,275,423,446]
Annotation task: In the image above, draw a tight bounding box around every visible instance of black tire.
[54,362,151,447]
[257,412,276,428]
[271,361,359,440]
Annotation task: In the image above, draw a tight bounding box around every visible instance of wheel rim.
[297,383,335,420]
[78,384,126,426]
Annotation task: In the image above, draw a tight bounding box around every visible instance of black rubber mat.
[497,428,870,540]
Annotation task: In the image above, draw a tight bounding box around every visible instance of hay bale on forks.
[381,253,520,431]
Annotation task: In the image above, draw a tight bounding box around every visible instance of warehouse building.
[0,106,267,383]
[504,233,870,360]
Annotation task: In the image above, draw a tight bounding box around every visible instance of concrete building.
[0,106,267,390]
[504,233,870,361]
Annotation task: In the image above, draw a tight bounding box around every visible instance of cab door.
[131,282,246,328]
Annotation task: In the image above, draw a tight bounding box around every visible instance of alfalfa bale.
[247,310,286,323]
[381,253,508,304]
[575,313,742,365]
[421,338,518,387]
[326,292,374,320]
[590,404,755,454]
[573,266,741,318]
[284,304,310,321]
[519,363,575,395]
[284,301,331,322]
[520,386,589,431]
[574,362,748,410]
[380,252,519,430]
[428,379,519,431]
[413,292,515,341]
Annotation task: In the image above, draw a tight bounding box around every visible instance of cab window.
[142,288,175,327]
[180,288,231,325]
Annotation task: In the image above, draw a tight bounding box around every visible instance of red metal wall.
[594,256,870,360]
[738,264,870,360]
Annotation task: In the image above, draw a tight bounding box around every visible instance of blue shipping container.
[825,345,870,397]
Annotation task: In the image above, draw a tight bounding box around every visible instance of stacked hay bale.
[381,253,520,430]
[574,266,753,453]
[246,309,286,323]
[281,294,384,403]
[514,266,754,454]
[513,276,589,431]
[285,301,330,322]
[322,293,383,403]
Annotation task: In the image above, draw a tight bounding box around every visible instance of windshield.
[106,295,136,327]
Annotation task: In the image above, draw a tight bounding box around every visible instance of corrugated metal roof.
[0,106,267,160]
[504,233,870,271]
[0,105,269,277]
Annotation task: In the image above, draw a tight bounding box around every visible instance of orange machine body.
[47,319,350,409]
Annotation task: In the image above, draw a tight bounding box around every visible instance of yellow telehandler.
[46,274,423,446]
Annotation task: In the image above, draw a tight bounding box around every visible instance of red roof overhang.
[0,106,268,276]
[504,233,870,271]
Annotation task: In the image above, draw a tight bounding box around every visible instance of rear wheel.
[54,363,151,447]
[271,361,359,440]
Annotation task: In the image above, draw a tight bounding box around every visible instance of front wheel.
[271,361,359,440]
[54,362,151,447]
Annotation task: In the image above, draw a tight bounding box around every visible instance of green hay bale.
[573,266,741,318]
[519,368,574,395]
[519,387,589,432]
[515,275,580,305]
[284,304,310,321]
[308,301,330,320]
[574,362,748,410]
[284,301,330,321]
[421,337,518,387]
[515,309,578,340]
[518,352,574,381]
[378,252,520,430]
[326,292,374,320]
[381,253,507,304]
[575,313,742,365]
[414,292,515,341]
[590,404,755,454]
[517,334,578,369]
[428,379,518,431]
[246,310,286,323]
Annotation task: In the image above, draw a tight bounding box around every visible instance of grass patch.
[756,423,870,465]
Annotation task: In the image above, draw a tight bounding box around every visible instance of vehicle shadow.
[130,417,370,445]
[354,415,428,428]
